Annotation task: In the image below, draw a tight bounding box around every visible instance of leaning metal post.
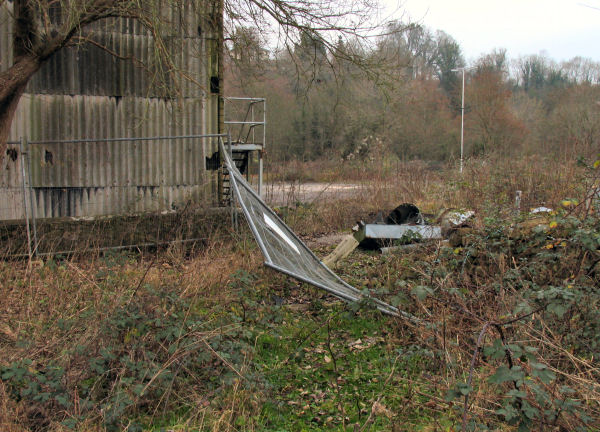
[25,137,39,256]
[18,137,33,258]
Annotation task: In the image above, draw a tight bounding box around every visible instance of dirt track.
[264,182,363,206]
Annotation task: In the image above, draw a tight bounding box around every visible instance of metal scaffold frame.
[223,97,266,197]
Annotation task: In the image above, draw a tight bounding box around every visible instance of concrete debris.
[322,233,361,268]
[448,227,474,248]
[433,208,476,248]
[437,208,475,236]
[443,210,475,227]
[324,203,464,266]
[510,216,550,239]
[362,223,442,243]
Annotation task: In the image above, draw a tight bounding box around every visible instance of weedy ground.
[1,154,599,431]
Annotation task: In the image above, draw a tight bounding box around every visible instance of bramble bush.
[1,266,265,431]
[406,159,600,430]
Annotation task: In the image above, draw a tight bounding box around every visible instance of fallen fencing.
[220,139,407,318]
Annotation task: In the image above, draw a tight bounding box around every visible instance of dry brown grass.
[271,153,588,239]
[0,232,261,353]
[0,225,266,431]
[0,381,28,432]
[1,152,596,431]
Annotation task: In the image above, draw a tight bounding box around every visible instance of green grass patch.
[247,304,451,431]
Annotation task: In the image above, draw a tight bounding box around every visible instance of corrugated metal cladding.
[0,1,222,221]
[0,2,13,73]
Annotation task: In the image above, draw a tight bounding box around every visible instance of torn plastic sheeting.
[372,203,423,225]
[219,140,407,318]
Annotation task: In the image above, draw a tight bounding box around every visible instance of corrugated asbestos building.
[0,1,223,221]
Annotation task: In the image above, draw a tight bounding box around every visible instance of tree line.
[1,1,597,164]
[225,22,600,164]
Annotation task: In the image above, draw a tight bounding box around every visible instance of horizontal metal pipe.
[223,121,264,125]
[224,97,265,101]
[4,236,212,259]
[28,133,228,145]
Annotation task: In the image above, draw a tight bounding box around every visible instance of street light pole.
[451,67,468,173]
[460,68,465,173]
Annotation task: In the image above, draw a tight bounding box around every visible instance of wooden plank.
[322,230,364,268]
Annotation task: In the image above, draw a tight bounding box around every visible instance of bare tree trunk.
[0,54,41,153]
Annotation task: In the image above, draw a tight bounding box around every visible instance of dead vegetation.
[1,154,599,431]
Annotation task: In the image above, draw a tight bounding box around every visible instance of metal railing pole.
[258,153,263,199]
[259,98,266,198]
[226,133,238,232]
[18,137,33,258]
[25,137,39,256]
[460,68,465,174]
[251,103,255,155]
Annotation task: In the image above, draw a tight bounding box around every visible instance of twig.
[201,339,246,380]
[325,319,338,372]
[462,322,490,430]
[125,255,157,305]
[358,355,400,432]
[496,305,545,326]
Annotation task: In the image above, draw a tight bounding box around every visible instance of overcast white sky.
[383,0,600,63]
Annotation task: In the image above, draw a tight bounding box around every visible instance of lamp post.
[451,67,471,173]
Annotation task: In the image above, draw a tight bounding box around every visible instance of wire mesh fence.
[220,138,402,317]
[1,134,228,258]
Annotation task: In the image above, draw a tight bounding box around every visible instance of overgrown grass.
[0,244,449,431]
[253,306,450,431]
[269,153,587,237]
[1,154,599,431]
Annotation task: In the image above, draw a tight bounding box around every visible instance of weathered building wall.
[0,1,222,221]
